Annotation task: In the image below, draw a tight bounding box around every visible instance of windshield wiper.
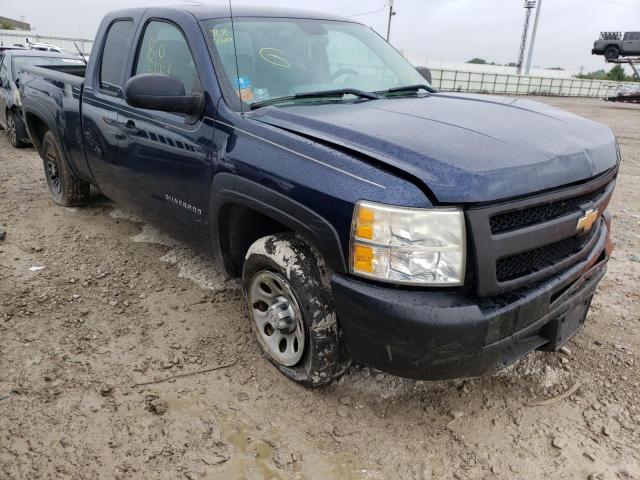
[378,84,435,96]
[249,88,379,110]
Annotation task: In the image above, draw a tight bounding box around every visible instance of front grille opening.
[548,249,607,304]
[490,184,608,234]
[496,226,598,282]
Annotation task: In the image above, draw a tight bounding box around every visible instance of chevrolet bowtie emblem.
[577,208,599,233]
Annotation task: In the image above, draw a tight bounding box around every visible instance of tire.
[7,110,29,148]
[242,233,348,387]
[41,130,90,206]
[604,46,620,60]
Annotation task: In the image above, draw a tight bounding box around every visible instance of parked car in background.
[0,50,84,147]
[606,85,640,104]
[592,31,640,60]
[20,6,619,387]
[27,41,66,54]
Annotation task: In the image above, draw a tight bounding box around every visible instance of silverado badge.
[577,208,599,233]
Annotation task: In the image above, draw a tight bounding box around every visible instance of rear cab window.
[100,19,134,94]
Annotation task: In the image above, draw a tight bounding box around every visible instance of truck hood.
[249,93,618,203]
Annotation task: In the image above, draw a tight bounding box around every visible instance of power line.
[348,2,388,18]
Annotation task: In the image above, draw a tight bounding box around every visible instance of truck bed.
[21,64,86,87]
[20,64,91,182]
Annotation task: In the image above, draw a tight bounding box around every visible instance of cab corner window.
[100,19,134,94]
[134,21,201,95]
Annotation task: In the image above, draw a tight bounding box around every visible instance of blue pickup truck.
[19,5,619,387]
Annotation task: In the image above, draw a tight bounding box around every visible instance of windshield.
[11,56,83,80]
[203,17,429,110]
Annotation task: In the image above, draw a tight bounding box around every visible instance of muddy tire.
[41,130,90,206]
[7,110,29,148]
[604,46,620,60]
[242,233,348,387]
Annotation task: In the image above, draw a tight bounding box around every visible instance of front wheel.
[242,233,348,387]
[7,110,29,148]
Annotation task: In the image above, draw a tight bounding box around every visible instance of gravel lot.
[0,97,639,480]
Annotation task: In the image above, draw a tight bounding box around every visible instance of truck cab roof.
[107,4,355,23]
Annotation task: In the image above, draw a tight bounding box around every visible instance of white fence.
[2,29,635,98]
[428,68,637,98]
[404,54,576,78]
[0,30,94,56]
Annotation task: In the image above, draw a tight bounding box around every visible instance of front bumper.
[332,224,611,380]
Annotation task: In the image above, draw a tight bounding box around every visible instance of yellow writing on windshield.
[211,28,232,46]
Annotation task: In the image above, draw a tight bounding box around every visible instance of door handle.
[121,120,142,136]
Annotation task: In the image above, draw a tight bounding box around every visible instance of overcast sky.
[3,0,640,73]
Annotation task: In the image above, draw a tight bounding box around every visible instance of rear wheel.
[242,233,349,387]
[41,131,90,206]
[604,46,620,60]
[7,110,29,148]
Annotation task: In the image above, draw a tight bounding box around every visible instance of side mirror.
[415,66,432,84]
[124,73,202,116]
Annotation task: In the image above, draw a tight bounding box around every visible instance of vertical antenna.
[386,0,396,42]
[228,0,243,113]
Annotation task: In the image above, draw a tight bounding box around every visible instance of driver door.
[623,32,640,54]
[116,18,214,229]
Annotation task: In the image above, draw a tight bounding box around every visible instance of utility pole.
[386,0,396,42]
[517,1,536,74]
[524,0,542,75]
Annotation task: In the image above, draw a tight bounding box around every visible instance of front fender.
[210,172,347,272]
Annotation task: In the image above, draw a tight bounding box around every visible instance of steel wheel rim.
[45,151,62,196]
[248,271,305,367]
[7,114,16,145]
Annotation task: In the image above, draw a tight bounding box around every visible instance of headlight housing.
[350,201,466,286]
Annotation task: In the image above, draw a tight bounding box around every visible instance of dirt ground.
[0,97,639,480]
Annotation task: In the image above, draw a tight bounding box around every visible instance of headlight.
[13,89,22,107]
[350,200,466,286]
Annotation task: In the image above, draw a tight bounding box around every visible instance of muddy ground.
[0,97,639,480]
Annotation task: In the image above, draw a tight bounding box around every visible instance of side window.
[134,21,201,95]
[100,19,134,93]
[0,55,8,87]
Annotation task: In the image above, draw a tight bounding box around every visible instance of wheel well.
[24,113,49,153]
[218,204,292,277]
